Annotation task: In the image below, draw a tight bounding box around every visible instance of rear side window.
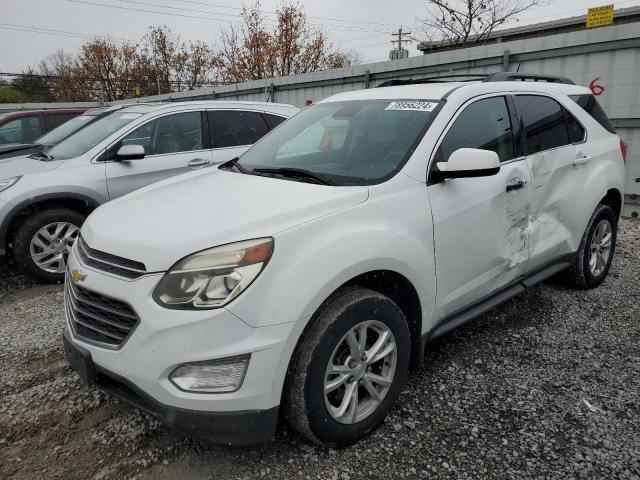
[517,95,568,154]
[22,116,44,142]
[264,113,287,130]
[47,113,78,130]
[436,96,515,163]
[209,110,269,148]
[564,109,585,144]
[0,118,24,144]
[570,94,616,134]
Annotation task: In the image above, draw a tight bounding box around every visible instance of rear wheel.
[12,208,85,283]
[571,204,617,289]
[284,287,411,446]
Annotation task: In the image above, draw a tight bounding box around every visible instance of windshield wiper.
[219,156,250,173]
[252,167,334,186]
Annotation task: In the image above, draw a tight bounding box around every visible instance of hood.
[0,155,63,175]
[82,168,369,272]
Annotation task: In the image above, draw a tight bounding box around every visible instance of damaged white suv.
[63,73,626,446]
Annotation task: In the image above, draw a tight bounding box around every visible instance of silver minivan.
[0,100,299,282]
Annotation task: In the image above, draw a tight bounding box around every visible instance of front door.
[428,95,534,319]
[106,111,213,199]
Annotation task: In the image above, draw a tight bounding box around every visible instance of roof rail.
[483,72,575,85]
[377,74,489,88]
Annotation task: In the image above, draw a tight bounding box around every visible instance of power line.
[67,0,393,34]
[0,23,131,43]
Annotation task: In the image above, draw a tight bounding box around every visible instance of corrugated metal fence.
[2,21,639,215]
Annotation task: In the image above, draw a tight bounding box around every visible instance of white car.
[63,73,626,447]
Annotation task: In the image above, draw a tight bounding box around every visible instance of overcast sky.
[2,0,639,73]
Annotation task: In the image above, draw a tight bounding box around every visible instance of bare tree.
[218,1,358,83]
[419,0,545,48]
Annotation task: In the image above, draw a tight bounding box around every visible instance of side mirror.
[432,148,500,181]
[116,144,145,160]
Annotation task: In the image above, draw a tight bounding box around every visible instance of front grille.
[76,235,147,279]
[65,276,139,348]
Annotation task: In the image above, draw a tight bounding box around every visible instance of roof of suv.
[320,81,591,103]
[118,100,297,115]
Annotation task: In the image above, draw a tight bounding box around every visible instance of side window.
[436,96,515,163]
[47,113,77,130]
[119,112,203,156]
[517,95,569,154]
[264,113,287,130]
[564,108,585,144]
[209,110,269,148]
[22,116,44,142]
[0,118,24,144]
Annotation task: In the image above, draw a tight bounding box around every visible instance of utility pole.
[390,27,411,60]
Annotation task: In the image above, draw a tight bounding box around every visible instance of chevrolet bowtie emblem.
[70,268,87,283]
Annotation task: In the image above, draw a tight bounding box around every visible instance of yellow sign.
[586,4,614,28]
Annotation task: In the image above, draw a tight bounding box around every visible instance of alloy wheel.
[324,320,397,425]
[588,219,613,277]
[29,222,79,273]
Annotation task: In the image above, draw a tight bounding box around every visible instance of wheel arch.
[1,193,100,257]
[599,187,623,219]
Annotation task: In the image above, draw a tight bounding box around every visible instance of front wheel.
[284,287,411,446]
[12,208,85,283]
[571,204,617,289]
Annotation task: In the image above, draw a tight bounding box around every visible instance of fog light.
[169,354,250,393]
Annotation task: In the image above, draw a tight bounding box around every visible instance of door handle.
[506,178,526,192]
[573,154,591,166]
[187,158,212,168]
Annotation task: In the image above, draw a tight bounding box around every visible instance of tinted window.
[47,113,77,130]
[120,112,203,155]
[22,116,44,142]
[209,110,269,148]
[264,113,287,130]
[570,94,616,134]
[564,108,585,144]
[436,96,514,163]
[0,118,23,144]
[517,95,569,154]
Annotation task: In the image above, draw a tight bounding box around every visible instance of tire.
[12,208,85,283]
[284,286,411,447]
[571,204,617,289]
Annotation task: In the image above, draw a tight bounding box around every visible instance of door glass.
[209,110,269,148]
[517,95,569,154]
[0,118,23,144]
[436,96,514,163]
[264,113,287,129]
[47,113,77,130]
[121,112,203,155]
[564,109,585,144]
[22,116,44,142]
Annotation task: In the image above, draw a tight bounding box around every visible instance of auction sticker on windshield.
[385,101,438,112]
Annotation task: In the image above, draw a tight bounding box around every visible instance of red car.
[0,108,87,145]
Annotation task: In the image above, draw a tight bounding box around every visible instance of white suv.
[63,73,626,447]
[0,101,298,282]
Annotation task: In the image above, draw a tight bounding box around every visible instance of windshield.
[35,114,97,145]
[47,112,142,159]
[236,99,440,186]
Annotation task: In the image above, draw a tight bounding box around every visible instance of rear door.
[105,111,213,199]
[208,110,270,163]
[515,94,585,271]
[428,95,534,318]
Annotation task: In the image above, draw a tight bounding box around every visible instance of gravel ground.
[1,219,639,480]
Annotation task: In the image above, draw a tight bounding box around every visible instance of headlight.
[0,176,21,193]
[153,238,273,309]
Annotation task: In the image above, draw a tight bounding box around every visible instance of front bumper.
[63,330,278,446]
[63,247,297,444]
